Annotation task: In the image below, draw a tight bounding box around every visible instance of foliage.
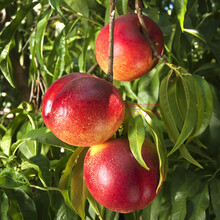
[0,0,220,219]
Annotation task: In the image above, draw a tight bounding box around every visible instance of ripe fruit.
[42,73,125,147]
[95,13,164,81]
[84,138,160,213]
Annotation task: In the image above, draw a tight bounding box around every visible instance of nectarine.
[95,13,164,81]
[42,73,125,147]
[84,138,161,213]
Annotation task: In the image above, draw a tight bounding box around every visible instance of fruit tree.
[0,0,220,219]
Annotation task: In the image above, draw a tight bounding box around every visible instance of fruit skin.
[95,13,164,81]
[84,138,160,213]
[42,73,91,130]
[42,73,125,147]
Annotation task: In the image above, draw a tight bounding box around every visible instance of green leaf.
[1,114,27,156]
[87,192,105,220]
[59,147,84,212]
[137,104,167,191]
[20,160,47,188]
[179,145,203,169]
[49,0,66,20]
[174,0,188,31]
[8,199,23,220]
[30,155,50,186]
[22,127,75,151]
[193,75,213,136]
[34,8,53,77]
[56,201,78,220]
[167,77,184,130]
[0,190,9,220]
[169,75,197,155]
[137,64,162,105]
[159,73,179,143]
[70,148,88,219]
[16,121,38,159]
[210,178,220,219]
[0,41,14,87]
[171,168,200,220]
[63,0,89,17]
[128,116,149,170]
[0,2,38,53]
[6,188,37,220]
[0,167,28,189]
[0,0,16,11]
[190,184,209,220]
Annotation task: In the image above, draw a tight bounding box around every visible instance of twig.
[87,63,99,75]
[106,0,116,83]
[135,0,168,64]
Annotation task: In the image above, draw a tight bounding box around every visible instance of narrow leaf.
[0,2,38,53]
[0,190,9,220]
[0,41,14,87]
[193,75,213,136]
[22,127,75,151]
[1,114,27,156]
[71,148,88,219]
[49,0,66,20]
[174,0,188,31]
[59,147,84,212]
[194,184,209,220]
[169,75,198,155]
[138,105,167,191]
[159,73,179,143]
[179,145,203,169]
[128,116,149,170]
[63,0,89,17]
[34,8,53,77]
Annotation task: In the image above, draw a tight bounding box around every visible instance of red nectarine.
[84,138,161,213]
[95,13,164,81]
[42,73,125,147]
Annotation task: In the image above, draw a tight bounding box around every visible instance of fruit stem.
[106,0,115,83]
[135,0,168,64]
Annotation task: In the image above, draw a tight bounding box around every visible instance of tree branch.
[106,0,116,83]
[135,0,168,64]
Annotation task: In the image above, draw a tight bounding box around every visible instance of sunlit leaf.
[63,0,89,17]
[34,8,53,78]
[174,0,188,31]
[59,147,84,212]
[0,167,28,189]
[71,148,88,219]
[1,114,27,156]
[0,2,38,53]
[22,127,75,151]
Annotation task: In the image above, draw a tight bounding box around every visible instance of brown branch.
[106,0,116,83]
[135,0,168,64]
[87,63,99,75]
